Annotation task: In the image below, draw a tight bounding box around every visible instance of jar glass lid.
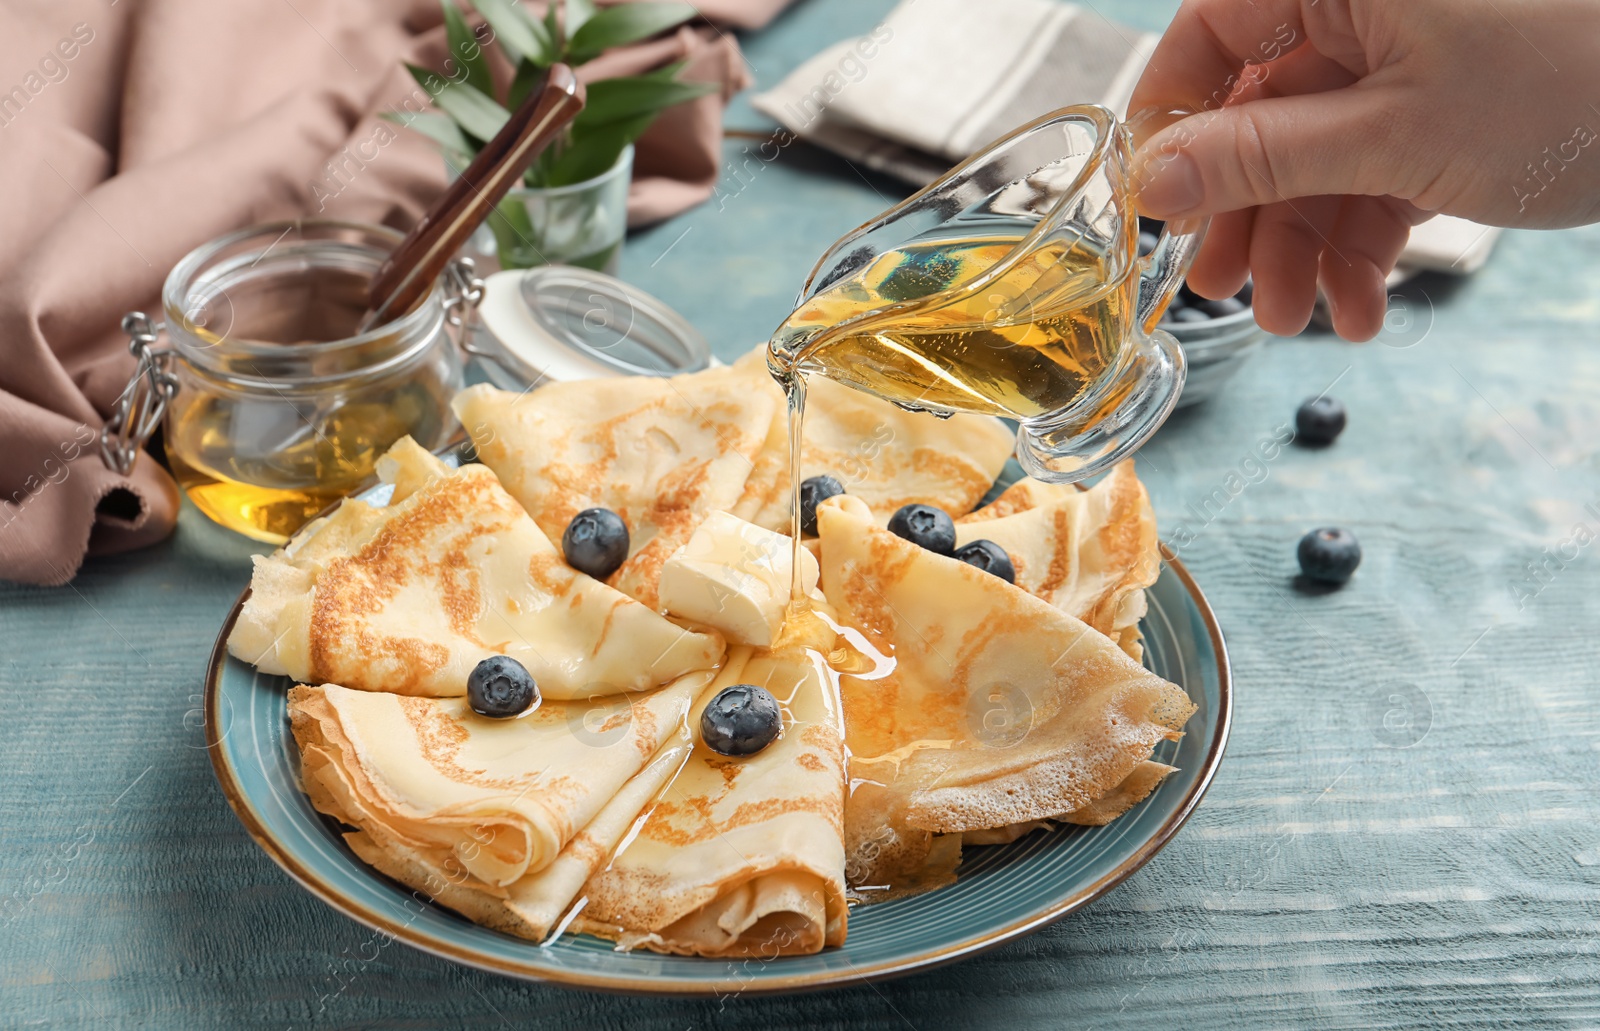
[473,266,712,386]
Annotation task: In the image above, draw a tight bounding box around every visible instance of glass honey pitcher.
[768,105,1208,483]
[102,220,474,544]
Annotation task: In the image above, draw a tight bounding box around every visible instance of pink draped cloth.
[0,0,780,586]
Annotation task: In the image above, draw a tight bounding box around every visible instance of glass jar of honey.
[102,220,472,544]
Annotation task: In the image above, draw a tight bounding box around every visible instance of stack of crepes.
[227,350,1195,956]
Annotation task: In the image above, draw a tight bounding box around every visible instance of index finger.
[1129,0,1313,114]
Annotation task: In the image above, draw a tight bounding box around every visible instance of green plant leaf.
[468,0,554,66]
[542,111,652,185]
[566,2,698,63]
[574,74,718,129]
[407,63,509,143]
[381,111,476,158]
[543,4,561,53]
[563,0,598,43]
[440,0,494,97]
[506,57,545,112]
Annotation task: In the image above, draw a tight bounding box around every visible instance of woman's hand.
[1130,0,1600,340]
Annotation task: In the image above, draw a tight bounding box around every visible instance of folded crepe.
[957,476,1075,522]
[730,350,1017,531]
[344,737,693,942]
[290,671,710,896]
[575,639,849,956]
[960,759,1178,845]
[228,438,721,699]
[816,494,1195,891]
[452,362,780,610]
[954,461,1160,661]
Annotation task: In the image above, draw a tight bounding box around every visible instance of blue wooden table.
[5,0,1599,1026]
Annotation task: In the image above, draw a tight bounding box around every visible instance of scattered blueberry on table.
[799,474,845,536]
[1295,395,1348,446]
[562,507,629,579]
[1297,527,1362,585]
[888,503,957,556]
[701,684,782,757]
[954,539,1016,583]
[467,656,539,718]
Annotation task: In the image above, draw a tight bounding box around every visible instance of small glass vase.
[481,144,632,276]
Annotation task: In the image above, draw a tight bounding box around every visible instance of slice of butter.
[659,511,819,647]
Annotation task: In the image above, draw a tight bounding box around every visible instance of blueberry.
[1172,306,1211,324]
[799,475,845,537]
[1235,279,1254,305]
[562,507,629,579]
[1137,231,1159,257]
[1295,395,1347,446]
[1177,281,1206,306]
[467,655,539,718]
[1297,527,1361,585]
[1138,216,1166,235]
[887,503,956,555]
[1200,296,1247,319]
[700,684,782,756]
[954,539,1015,583]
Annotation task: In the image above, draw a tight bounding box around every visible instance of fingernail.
[1135,149,1204,217]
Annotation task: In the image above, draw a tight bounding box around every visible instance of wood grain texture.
[4,0,1600,1026]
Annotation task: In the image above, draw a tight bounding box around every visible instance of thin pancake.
[575,638,849,957]
[954,461,1159,661]
[729,350,1016,530]
[227,438,721,699]
[816,494,1195,890]
[960,760,1178,845]
[342,738,692,941]
[452,362,779,609]
[957,477,1076,522]
[289,672,709,888]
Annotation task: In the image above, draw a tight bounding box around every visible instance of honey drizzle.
[784,368,809,604]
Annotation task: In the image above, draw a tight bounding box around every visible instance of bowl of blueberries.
[1141,217,1267,407]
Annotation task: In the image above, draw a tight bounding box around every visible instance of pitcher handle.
[1125,106,1211,334]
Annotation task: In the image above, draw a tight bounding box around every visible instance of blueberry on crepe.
[888,503,956,555]
[798,475,844,537]
[467,656,538,718]
[562,507,629,580]
[953,539,1015,583]
[700,684,782,756]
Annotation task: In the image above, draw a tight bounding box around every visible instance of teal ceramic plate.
[205,457,1231,995]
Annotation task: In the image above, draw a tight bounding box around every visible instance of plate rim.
[205,546,1231,996]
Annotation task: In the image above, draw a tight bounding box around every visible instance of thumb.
[1133,90,1404,218]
